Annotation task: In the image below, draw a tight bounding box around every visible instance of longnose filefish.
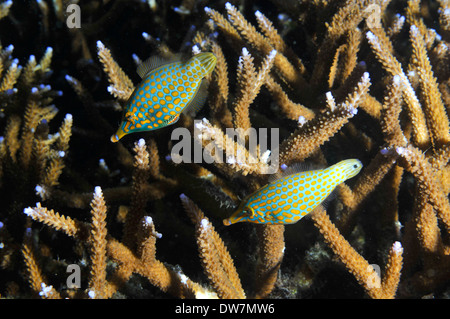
[111,52,217,142]
[223,159,363,225]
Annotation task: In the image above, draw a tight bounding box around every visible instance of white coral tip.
[392,241,403,254]
[395,147,406,155]
[326,91,333,99]
[393,74,401,85]
[94,186,102,197]
[366,31,376,41]
[298,116,306,126]
[362,72,370,81]
[200,218,209,229]
[23,207,34,217]
[143,216,153,226]
[268,49,277,59]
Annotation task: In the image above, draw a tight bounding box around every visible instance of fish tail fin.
[193,52,217,76]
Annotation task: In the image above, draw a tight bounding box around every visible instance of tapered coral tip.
[23,207,33,216]
[200,218,209,229]
[298,116,306,126]
[138,138,145,147]
[143,216,153,226]
[94,186,102,197]
[395,147,406,155]
[269,49,277,59]
[223,219,231,226]
[393,241,403,254]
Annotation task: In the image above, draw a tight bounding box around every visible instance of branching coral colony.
[0,0,449,298]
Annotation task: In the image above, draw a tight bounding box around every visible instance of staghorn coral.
[0,0,449,300]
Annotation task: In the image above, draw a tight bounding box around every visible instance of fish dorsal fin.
[136,54,183,78]
[267,162,324,183]
[182,79,209,117]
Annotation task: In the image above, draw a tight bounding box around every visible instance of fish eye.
[353,164,358,169]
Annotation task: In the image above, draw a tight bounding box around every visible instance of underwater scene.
[0,0,449,299]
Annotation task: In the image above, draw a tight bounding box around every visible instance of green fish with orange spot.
[224,159,363,225]
[111,52,217,142]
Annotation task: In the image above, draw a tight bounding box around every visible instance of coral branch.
[279,72,370,165]
[97,40,134,102]
[24,203,88,239]
[181,194,245,299]
[254,224,285,298]
[311,207,402,299]
[88,186,108,299]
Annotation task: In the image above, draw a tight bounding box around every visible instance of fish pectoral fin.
[164,113,180,126]
[182,79,209,117]
[167,114,180,125]
[248,206,256,218]
[125,112,138,125]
